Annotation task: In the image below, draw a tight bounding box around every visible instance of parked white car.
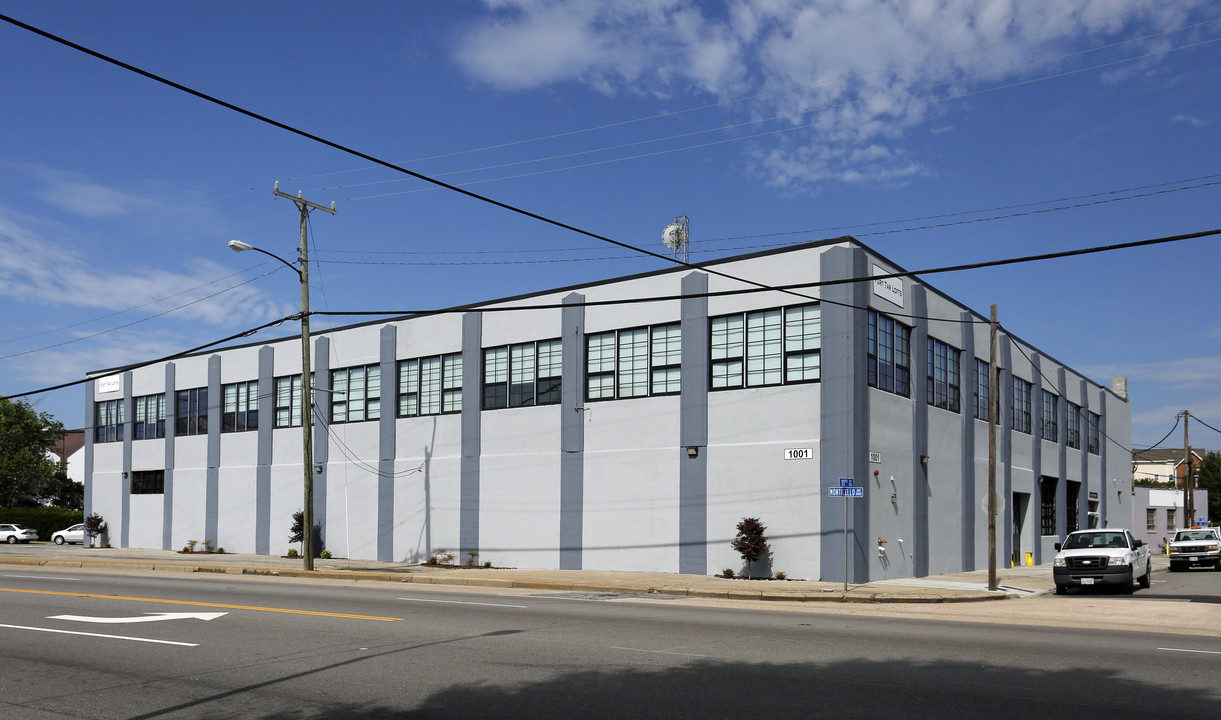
[52,523,86,545]
[1168,527,1221,571]
[0,523,39,544]
[1052,528,1151,595]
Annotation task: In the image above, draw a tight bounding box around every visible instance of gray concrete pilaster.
[819,244,870,584]
[312,337,331,550]
[678,272,709,575]
[460,312,482,560]
[162,364,176,551]
[255,347,273,555]
[378,325,397,561]
[205,355,221,548]
[560,294,585,570]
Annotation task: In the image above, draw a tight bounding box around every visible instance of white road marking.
[1158,647,1221,655]
[610,646,708,658]
[2,574,79,581]
[0,623,197,647]
[49,612,227,624]
[398,597,527,609]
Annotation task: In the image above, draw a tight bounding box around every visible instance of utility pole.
[1182,411,1193,530]
[274,181,336,571]
[987,304,998,591]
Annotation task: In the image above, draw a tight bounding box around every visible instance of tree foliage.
[1197,451,1221,523]
[84,512,108,544]
[732,517,769,579]
[289,509,324,557]
[0,398,65,508]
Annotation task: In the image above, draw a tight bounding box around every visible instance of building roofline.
[85,234,1125,401]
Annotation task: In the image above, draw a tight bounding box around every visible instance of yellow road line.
[0,587,400,621]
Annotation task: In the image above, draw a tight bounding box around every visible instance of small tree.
[732,517,768,579]
[83,512,108,547]
[288,510,324,557]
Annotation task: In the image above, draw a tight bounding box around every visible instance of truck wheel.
[1139,564,1151,589]
[1214,560,1221,572]
[1122,569,1135,594]
[1169,562,1181,572]
[1055,584,1067,595]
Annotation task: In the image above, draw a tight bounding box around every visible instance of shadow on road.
[177,654,1217,720]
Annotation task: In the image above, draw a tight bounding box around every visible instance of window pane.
[421,357,442,414]
[586,332,615,400]
[617,329,648,398]
[509,343,536,407]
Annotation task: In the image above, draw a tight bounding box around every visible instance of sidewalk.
[0,545,1063,603]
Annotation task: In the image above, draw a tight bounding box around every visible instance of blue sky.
[1,0,1219,451]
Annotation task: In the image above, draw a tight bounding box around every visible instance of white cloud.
[24,165,158,219]
[1082,356,1221,389]
[0,210,295,329]
[454,0,1207,189]
[1171,112,1214,127]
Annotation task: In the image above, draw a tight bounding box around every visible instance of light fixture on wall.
[121,472,128,479]
[919,455,929,464]
[314,465,324,474]
[686,446,699,458]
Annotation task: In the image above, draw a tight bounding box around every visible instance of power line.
[0,267,288,361]
[1135,415,1183,452]
[324,15,1221,197]
[315,177,1221,268]
[285,0,1187,187]
[0,314,299,401]
[342,33,1221,203]
[0,265,279,347]
[6,224,1216,403]
[0,14,822,309]
[310,227,1221,320]
[1191,414,1221,436]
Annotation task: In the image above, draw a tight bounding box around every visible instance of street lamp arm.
[228,240,302,280]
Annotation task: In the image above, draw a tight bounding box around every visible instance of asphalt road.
[0,567,1219,719]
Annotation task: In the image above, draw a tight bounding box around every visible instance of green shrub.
[287,548,299,557]
[720,568,736,579]
[774,571,787,581]
[320,550,332,559]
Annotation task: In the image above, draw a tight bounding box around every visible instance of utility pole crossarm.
[274,180,337,215]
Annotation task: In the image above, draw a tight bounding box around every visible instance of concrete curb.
[0,555,1028,604]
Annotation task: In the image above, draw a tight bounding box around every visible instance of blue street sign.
[829,487,864,498]
[839,477,853,488]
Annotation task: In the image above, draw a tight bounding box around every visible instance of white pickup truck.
[1052,528,1151,595]
[1168,527,1221,572]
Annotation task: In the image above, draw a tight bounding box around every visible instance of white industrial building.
[84,237,1131,582]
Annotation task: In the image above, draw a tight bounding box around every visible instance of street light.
[229,185,334,570]
[229,237,319,570]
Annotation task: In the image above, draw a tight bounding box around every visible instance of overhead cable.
[0,14,818,306]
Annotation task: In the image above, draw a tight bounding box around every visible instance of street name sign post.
[831,478,863,591]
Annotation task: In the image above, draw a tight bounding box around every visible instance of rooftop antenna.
[662,214,690,264]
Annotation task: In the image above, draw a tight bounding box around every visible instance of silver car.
[52,523,86,545]
[0,524,39,544]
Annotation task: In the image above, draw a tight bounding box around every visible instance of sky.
[0,0,1219,452]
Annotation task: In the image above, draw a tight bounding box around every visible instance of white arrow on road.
[48,612,227,624]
